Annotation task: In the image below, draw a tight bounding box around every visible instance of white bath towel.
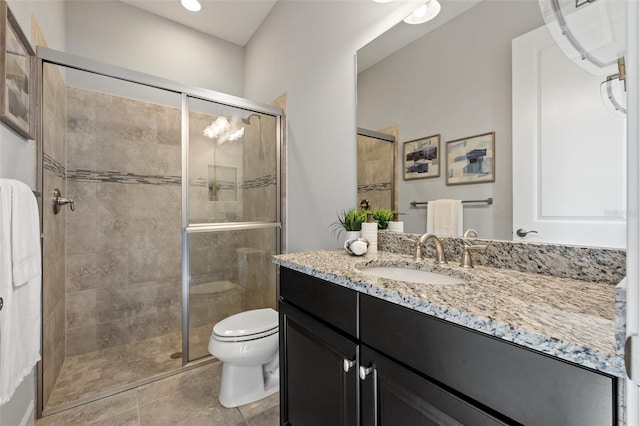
[11,182,40,287]
[426,199,463,236]
[0,179,42,405]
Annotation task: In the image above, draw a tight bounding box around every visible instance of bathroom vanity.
[275,240,625,426]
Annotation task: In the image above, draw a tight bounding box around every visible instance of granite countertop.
[274,249,625,378]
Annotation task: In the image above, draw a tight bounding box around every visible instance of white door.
[512,25,626,248]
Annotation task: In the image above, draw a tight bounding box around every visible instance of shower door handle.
[53,188,75,214]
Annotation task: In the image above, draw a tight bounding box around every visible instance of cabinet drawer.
[280,267,358,337]
[360,294,616,426]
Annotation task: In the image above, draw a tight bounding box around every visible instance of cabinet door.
[280,301,359,426]
[360,346,510,426]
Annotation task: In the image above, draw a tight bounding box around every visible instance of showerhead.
[241,113,261,125]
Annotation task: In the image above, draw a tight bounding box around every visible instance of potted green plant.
[372,208,394,230]
[331,208,367,242]
[208,180,221,201]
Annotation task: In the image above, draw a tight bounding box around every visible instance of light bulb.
[181,0,201,12]
[403,0,441,25]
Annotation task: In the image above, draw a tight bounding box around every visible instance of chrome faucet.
[415,233,447,264]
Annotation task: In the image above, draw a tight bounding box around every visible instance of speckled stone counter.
[273,249,625,378]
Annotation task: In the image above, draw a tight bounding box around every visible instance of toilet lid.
[213,308,278,340]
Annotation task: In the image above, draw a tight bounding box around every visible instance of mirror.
[356,0,626,247]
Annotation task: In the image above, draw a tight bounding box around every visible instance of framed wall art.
[446,132,495,185]
[403,134,440,180]
[0,1,35,139]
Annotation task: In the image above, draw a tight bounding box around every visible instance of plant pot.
[344,230,361,243]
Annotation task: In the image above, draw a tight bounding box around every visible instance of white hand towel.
[426,199,463,236]
[0,179,42,405]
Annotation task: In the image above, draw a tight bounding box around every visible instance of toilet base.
[218,362,279,408]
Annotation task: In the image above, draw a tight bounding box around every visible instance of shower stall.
[37,49,282,415]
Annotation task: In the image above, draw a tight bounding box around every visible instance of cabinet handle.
[359,365,372,380]
[343,358,356,373]
[360,364,378,426]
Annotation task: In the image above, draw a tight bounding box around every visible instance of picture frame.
[446,132,495,185]
[403,134,440,180]
[0,2,35,139]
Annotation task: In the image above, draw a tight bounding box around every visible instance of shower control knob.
[52,188,75,214]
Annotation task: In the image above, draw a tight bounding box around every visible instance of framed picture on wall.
[445,132,495,185]
[403,134,440,180]
[0,1,35,139]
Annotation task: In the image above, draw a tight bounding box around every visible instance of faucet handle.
[460,244,487,268]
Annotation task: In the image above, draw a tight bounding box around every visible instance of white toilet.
[208,308,279,408]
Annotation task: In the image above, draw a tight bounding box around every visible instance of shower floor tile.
[37,362,279,426]
[46,324,215,410]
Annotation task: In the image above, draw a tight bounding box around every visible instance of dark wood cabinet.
[279,267,618,426]
[360,346,508,426]
[279,301,358,426]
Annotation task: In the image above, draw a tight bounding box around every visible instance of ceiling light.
[403,0,441,25]
[181,0,201,12]
[203,116,230,139]
[372,0,394,3]
[227,127,245,141]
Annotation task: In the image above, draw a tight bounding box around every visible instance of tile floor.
[37,361,279,426]
[46,325,215,409]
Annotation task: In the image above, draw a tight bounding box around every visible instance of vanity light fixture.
[181,0,201,12]
[372,0,395,3]
[403,0,441,25]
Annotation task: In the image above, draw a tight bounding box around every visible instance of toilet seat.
[213,308,278,342]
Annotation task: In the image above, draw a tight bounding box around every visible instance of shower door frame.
[35,47,283,417]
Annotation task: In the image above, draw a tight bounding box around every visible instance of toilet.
[208,308,279,408]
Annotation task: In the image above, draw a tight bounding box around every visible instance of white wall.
[244,0,423,252]
[357,0,543,240]
[65,1,244,96]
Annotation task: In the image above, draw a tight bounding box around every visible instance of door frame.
[627,0,640,422]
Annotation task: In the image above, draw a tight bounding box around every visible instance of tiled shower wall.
[42,64,67,407]
[242,114,278,311]
[357,133,394,211]
[65,87,183,356]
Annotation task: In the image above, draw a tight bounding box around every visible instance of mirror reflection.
[356,0,626,248]
[357,127,397,212]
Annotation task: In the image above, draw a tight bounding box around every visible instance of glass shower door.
[184,96,281,361]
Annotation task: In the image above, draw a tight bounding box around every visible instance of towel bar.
[410,198,493,207]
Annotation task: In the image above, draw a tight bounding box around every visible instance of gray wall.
[357,0,543,240]
[0,3,65,424]
[243,0,424,252]
[0,371,35,426]
[64,1,245,96]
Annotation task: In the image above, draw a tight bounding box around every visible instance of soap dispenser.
[361,212,378,254]
[388,212,404,233]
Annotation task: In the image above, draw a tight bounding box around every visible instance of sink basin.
[359,266,465,285]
